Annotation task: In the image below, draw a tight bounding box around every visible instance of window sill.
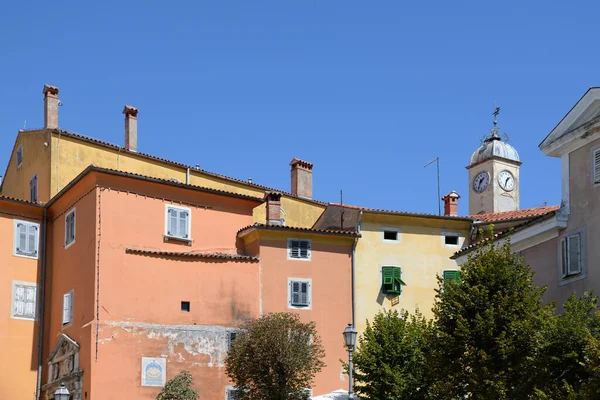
[65,240,75,250]
[289,304,311,310]
[559,272,587,286]
[164,235,193,245]
[13,252,39,260]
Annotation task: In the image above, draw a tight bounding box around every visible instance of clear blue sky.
[1,1,597,215]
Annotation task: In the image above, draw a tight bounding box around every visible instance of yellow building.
[0,85,325,228]
[313,202,472,332]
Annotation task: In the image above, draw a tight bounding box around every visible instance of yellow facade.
[354,212,471,333]
[1,130,325,228]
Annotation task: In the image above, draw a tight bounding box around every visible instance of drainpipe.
[36,207,48,400]
[351,210,363,327]
[186,167,190,185]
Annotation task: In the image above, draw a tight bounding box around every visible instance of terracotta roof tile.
[0,195,41,206]
[328,203,474,221]
[237,223,360,237]
[471,205,560,223]
[126,248,259,261]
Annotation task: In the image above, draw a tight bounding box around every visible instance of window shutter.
[568,234,581,275]
[13,285,25,317]
[179,210,189,238]
[382,267,394,285]
[17,223,27,253]
[63,293,72,324]
[300,282,309,305]
[291,281,300,305]
[167,208,176,236]
[443,270,460,285]
[25,286,36,318]
[561,238,568,277]
[594,149,600,184]
[28,224,38,255]
[290,240,300,258]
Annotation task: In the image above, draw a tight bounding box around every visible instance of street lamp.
[54,383,70,400]
[343,323,358,400]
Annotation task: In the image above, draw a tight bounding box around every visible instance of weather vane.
[493,103,500,127]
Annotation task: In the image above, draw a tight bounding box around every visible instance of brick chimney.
[43,84,60,129]
[122,105,139,151]
[265,191,283,225]
[442,191,460,217]
[290,158,313,199]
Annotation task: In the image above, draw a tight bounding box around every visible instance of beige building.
[455,87,600,307]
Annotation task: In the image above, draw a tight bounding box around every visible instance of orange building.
[0,196,43,400]
[29,167,356,399]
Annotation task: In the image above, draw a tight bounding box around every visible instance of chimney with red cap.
[43,84,60,129]
[123,105,139,152]
[442,191,460,216]
[265,191,283,225]
[290,158,313,200]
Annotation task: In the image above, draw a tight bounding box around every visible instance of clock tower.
[467,107,521,215]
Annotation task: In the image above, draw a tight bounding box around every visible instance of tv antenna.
[424,157,441,215]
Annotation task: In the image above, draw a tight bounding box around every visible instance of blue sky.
[0,1,597,215]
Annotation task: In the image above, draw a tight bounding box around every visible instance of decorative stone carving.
[42,334,83,400]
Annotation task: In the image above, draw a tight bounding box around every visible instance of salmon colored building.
[32,167,356,399]
[0,196,43,400]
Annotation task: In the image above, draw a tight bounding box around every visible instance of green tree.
[156,370,199,400]
[225,312,326,400]
[353,309,431,400]
[428,236,555,400]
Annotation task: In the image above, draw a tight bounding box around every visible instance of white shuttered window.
[65,209,76,247]
[594,148,600,185]
[63,290,73,325]
[11,281,37,320]
[562,233,582,277]
[165,205,191,240]
[287,239,311,260]
[14,220,39,258]
[289,278,311,308]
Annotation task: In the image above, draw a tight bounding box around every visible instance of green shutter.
[443,270,460,285]
[382,266,405,294]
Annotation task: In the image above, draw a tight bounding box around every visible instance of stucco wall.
[0,202,42,400]
[355,214,471,332]
[257,232,353,396]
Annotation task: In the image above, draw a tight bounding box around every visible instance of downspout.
[36,207,48,400]
[351,210,363,327]
[186,167,190,185]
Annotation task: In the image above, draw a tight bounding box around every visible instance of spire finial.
[493,102,500,127]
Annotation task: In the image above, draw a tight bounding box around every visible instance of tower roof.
[470,135,520,165]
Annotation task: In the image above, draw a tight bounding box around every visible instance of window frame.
[11,280,37,321]
[64,208,76,249]
[164,204,193,241]
[558,227,587,286]
[287,238,312,261]
[225,387,239,400]
[288,277,312,309]
[593,146,600,187]
[16,144,23,169]
[62,289,74,327]
[443,232,461,247]
[381,227,401,243]
[13,219,40,259]
[381,266,405,295]
[228,330,238,350]
[181,301,190,312]
[443,270,460,286]
[30,174,38,203]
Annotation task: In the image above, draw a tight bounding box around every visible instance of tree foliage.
[156,370,199,400]
[225,312,326,400]
[353,309,431,400]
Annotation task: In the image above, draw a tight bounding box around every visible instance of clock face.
[498,170,515,191]
[473,171,490,193]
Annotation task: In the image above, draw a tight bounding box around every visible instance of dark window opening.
[181,301,190,312]
[445,235,459,245]
[383,230,398,241]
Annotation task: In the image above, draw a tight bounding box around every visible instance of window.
[561,233,582,277]
[594,148,600,185]
[226,388,239,400]
[11,281,37,320]
[381,227,401,242]
[13,220,39,258]
[443,270,460,285]
[288,278,311,308]
[181,301,190,312]
[287,239,311,260]
[165,205,191,240]
[228,331,237,350]
[16,144,23,168]
[444,234,459,246]
[381,266,405,295]
[30,174,38,203]
[63,290,73,326]
[65,208,76,248]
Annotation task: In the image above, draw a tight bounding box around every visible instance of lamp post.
[343,323,357,400]
[54,383,70,400]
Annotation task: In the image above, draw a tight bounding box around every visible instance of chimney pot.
[265,191,283,225]
[123,105,139,151]
[442,191,461,217]
[290,158,313,199]
[43,84,60,129]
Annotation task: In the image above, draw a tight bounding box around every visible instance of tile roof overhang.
[126,248,259,261]
[470,205,560,224]
[0,195,42,207]
[237,223,360,238]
